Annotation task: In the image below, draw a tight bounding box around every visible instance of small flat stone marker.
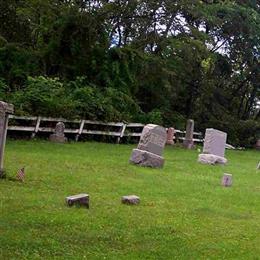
[121,195,140,205]
[222,173,232,187]
[66,194,89,208]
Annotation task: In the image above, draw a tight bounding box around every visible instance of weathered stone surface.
[130,148,164,168]
[137,124,167,156]
[222,173,232,187]
[122,195,140,205]
[198,128,228,165]
[49,122,67,143]
[198,154,227,165]
[0,101,14,177]
[130,124,166,168]
[166,127,175,145]
[203,128,227,158]
[183,119,194,149]
[66,194,89,208]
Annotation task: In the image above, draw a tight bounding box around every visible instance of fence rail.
[7,115,203,143]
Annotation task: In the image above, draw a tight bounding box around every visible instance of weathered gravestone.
[121,195,140,205]
[49,122,67,143]
[198,128,227,165]
[66,194,89,208]
[0,101,14,177]
[129,124,167,168]
[166,127,175,145]
[183,119,194,149]
[221,173,232,187]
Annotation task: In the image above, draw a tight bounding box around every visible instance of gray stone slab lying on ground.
[222,173,232,187]
[198,154,227,165]
[130,149,164,168]
[130,124,167,168]
[66,194,89,208]
[121,195,140,205]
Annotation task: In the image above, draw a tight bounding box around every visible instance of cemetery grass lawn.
[0,140,259,260]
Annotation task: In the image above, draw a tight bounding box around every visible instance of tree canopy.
[0,0,259,146]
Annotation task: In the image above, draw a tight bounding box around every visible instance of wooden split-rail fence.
[7,115,204,144]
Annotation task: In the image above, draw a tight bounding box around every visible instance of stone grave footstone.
[198,128,227,165]
[121,195,140,205]
[0,101,14,177]
[221,173,232,187]
[50,122,67,143]
[66,194,89,208]
[129,124,167,168]
[183,119,194,149]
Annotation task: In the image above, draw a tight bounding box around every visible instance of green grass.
[0,140,259,260]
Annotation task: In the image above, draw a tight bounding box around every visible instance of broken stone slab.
[130,148,164,168]
[121,195,140,205]
[222,173,232,187]
[66,194,89,208]
[198,153,227,165]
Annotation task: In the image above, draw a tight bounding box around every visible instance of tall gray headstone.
[129,124,167,168]
[183,119,194,149]
[0,101,14,177]
[49,122,67,143]
[198,128,227,165]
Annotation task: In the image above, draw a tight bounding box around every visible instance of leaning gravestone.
[49,122,67,143]
[183,119,194,149]
[0,101,14,177]
[198,128,227,165]
[129,124,167,168]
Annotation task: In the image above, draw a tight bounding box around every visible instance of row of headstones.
[130,123,229,167]
[0,101,259,176]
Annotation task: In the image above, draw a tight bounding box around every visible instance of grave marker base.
[130,149,164,168]
[198,153,227,165]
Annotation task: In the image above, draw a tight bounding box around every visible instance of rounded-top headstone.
[55,122,65,136]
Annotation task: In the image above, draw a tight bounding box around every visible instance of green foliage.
[0,0,259,146]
